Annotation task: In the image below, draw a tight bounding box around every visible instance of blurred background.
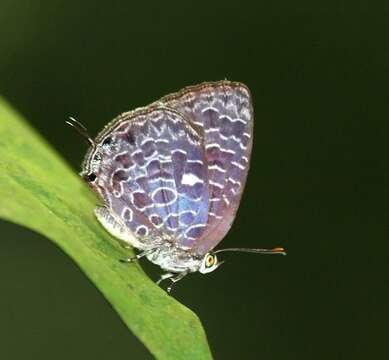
[0,1,388,359]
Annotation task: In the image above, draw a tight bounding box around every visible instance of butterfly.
[68,81,285,292]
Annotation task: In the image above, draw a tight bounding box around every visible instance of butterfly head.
[199,252,224,274]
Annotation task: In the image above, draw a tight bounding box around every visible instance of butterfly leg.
[120,249,153,263]
[166,270,189,293]
[156,272,175,285]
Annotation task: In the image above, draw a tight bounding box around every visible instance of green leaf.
[0,97,213,360]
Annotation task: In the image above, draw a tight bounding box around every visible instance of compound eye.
[205,254,215,268]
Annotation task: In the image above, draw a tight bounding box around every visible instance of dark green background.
[0,1,387,359]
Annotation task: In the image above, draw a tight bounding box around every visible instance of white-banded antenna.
[214,247,286,256]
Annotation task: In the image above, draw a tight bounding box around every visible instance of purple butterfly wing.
[83,107,210,247]
[161,81,254,255]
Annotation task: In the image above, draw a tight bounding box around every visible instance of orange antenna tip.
[272,247,287,255]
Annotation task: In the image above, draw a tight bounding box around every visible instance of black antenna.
[214,247,286,255]
[66,117,95,148]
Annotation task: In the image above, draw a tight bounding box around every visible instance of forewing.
[161,81,253,254]
[83,107,209,248]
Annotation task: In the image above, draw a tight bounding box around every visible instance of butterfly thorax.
[145,242,203,273]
